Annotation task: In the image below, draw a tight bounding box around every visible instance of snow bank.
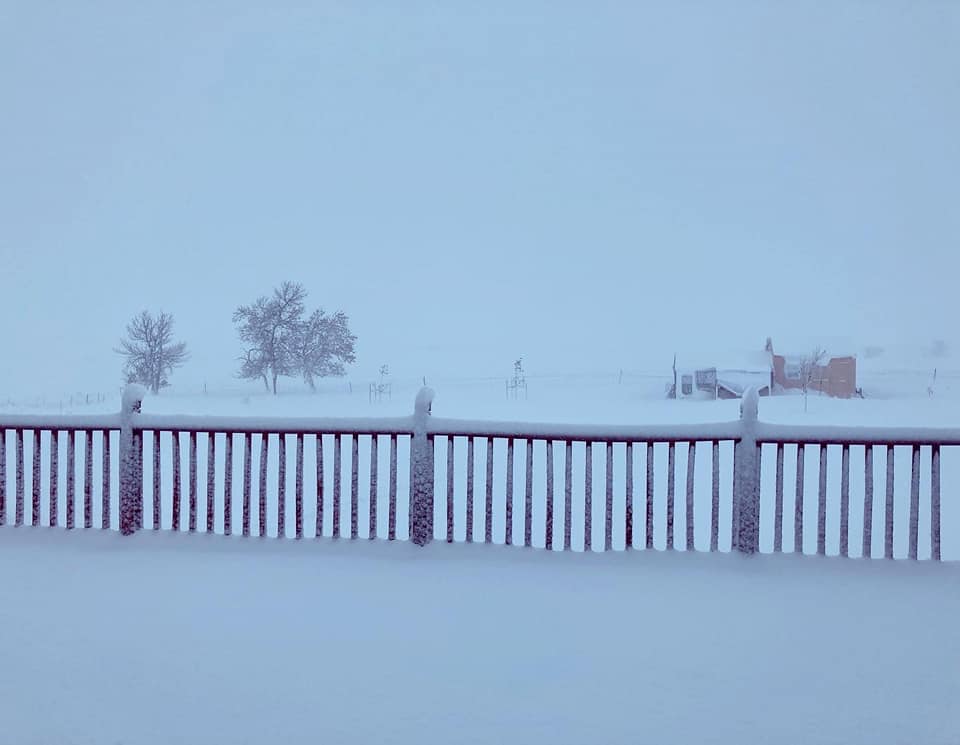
[1,528,957,744]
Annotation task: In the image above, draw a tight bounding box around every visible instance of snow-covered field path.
[1,528,957,744]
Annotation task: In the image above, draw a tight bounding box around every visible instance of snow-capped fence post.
[732,387,760,554]
[119,384,146,536]
[409,387,435,547]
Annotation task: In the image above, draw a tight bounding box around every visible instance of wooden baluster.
[295,434,304,539]
[908,444,920,560]
[794,445,804,553]
[505,438,514,545]
[931,445,941,561]
[241,433,251,537]
[485,437,494,544]
[388,435,397,540]
[546,440,555,550]
[447,437,455,543]
[189,431,198,532]
[605,441,614,551]
[466,437,475,543]
[65,430,74,529]
[840,444,850,558]
[774,443,784,552]
[666,442,675,550]
[564,440,573,551]
[206,433,216,533]
[223,434,233,536]
[258,433,268,537]
[50,430,60,528]
[369,435,378,540]
[278,434,286,538]
[171,432,180,532]
[333,434,341,539]
[685,441,696,551]
[817,444,827,555]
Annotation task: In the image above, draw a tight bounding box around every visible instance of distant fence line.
[0,385,955,560]
[0,391,117,412]
[3,365,955,413]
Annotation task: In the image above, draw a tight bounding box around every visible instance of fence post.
[119,384,146,536]
[409,387,435,547]
[733,387,760,554]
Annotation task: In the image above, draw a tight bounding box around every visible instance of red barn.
[767,339,857,398]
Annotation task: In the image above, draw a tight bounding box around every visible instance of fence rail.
[0,385,954,560]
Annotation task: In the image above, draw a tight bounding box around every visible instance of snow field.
[0,529,958,745]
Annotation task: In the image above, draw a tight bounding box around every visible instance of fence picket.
[278,434,286,538]
[32,430,41,526]
[774,443,784,552]
[466,437,475,543]
[50,431,59,528]
[388,435,397,540]
[645,444,654,550]
[369,435,378,540]
[258,433,268,537]
[333,435,341,539]
[206,434,216,533]
[885,445,895,559]
[316,435,324,538]
[625,442,633,550]
[295,433,304,539]
[65,430,74,529]
[685,442,696,551]
[505,438,514,546]
[242,433,250,537]
[224,434,233,537]
[817,444,827,556]
[485,437,494,544]
[16,429,24,527]
[171,432,180,532]
[666,442,675,550]
[840,445,850,557]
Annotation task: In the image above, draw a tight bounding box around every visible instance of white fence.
[1,386,956,560]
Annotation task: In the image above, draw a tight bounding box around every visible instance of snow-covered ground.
[0,528,957,744]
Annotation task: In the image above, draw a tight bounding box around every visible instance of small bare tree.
[798,346,826,412]
[116,311,189,394]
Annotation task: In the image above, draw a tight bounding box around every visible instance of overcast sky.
[1,1,957,395]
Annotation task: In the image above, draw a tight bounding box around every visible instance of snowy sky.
[2,1,958,394]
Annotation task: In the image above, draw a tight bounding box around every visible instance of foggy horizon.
[3,2,958,396]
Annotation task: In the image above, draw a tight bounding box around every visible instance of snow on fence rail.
[0,385,956,559]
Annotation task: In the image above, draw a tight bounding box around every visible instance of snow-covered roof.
[675,348,772,374]
[767,336,858,360]
[716,370,771,396]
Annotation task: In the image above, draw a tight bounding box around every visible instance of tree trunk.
[262,375,269,392]
[272,373,278,396]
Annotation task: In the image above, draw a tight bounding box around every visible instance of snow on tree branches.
[233,281,357,394]
[115,311,189,394]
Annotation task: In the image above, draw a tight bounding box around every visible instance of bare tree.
[233,282,356,394]
[293,309,357,391]
[798,346,826,412]
[116,311,189,394]
[233,282,306,394]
